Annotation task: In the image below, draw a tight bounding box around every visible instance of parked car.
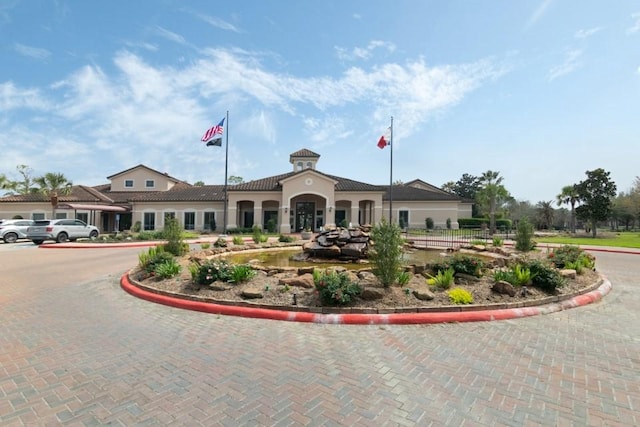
[27,219,100,244]
[0,219,35,243]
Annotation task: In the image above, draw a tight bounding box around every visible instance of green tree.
[536,200,555,230]
[193,180,205,186]
[556,185,580,234]
[443,173,482,217]
[0,173,14,194]
[477,170,510,235]
[228,176,244,185]
[575,168,617,238]
[163,216,186,256]
[10,165,37,195]
[515,217,535,252]
[369,218,404,287]
[34,172,73,218]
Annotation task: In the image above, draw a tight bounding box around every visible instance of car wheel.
[3,232,18,243]
[56,232,69,243]
[89,230,99,239]
[32,240,44,245]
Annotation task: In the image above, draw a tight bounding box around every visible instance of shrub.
[200,242,211,250]
[139,246,175,274]
[446,218,452,229]
[493,269,515,284]
[492,236,504,247]
[232,236,243,245]
[228,264,256,284]
[515,217,535,252]
[313,270,362,306]
[209,217,216,232]
[449,254,484,277]
[252,225,263,243]
[135,230,164,241]
[339,219,348,228]
[154,258,182,279]
[427,268,455,290]
[369,218,404,287]
[425,217,434,230]
[448,288,473,304]
[215,237,228,247]
[511,264,535,286]
[278,234,295,243]
[548,245,582,269]
[132,221,142,232]
[266,218,277,233]
[191,259,233,286]
[526,259,566,293]
[397,271,411,286]
[164,217,186,256]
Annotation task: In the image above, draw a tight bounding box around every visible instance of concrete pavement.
[1,245,639,425]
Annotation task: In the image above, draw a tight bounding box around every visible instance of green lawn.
[536,232,640,249]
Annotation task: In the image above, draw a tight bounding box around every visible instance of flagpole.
[388,116,393,223]
[223,110,229,235]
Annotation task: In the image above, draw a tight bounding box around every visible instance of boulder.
[241,288,264,299]
[413,288,435,301]
[492,280,516,297]
[278,273,315,289]
[360,287,385,301]
[560,269,577,279]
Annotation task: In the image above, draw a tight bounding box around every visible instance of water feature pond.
[222,248,450,270]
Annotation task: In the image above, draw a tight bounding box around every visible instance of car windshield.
[34,220,52,226]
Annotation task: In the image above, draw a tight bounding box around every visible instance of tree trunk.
[591,219,597,238]
[570,203,576,234]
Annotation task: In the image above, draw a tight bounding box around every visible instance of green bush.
[191,259,233,286]
[266,218,277,233]
[425,217,434,230]
[278,234,295,243]
[232,236,243,245]
[492,269,515,284]
[154,258,182,279]
[132,221,142,232]
[548,245,582,269]
[515,217,535,252]
[492,236,504,247]
[370,218,404,287]
[397,271,411,286]
[427,268,455,290]
[449,254,484,277]
[215,237,228,247]
[511,264,535,286]
[139,246,175,274]
[446,218,452,229]
[229,264,256,284]
[448,288,473,304]
[313,270,362,306]
[200,242,211,249]
[135,230,164,240]
[526,259,566,293]
[339,219,348,228]
[164,217,186,256]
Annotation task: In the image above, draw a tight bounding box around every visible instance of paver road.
[0,245,638,426]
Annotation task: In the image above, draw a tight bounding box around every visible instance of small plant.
[369,218,404,288]
[427,268,455,290]
[492,268,515,284]
[314,270,362,306]
[228,264,256,284]
[154,258,182,279]
[548,245,583,269]
[492,236,504,247]
[281,284,291,293]
[164,217,187,256]
[278,234,295,243]
[266,218,277,233]
[449,254,484,277]
[232,236,244,245]
[192,259,233,286]
[215,237,228,247]
[200,242,211,250]
[403,287,411,295]
[511,264,535,286]
[448,288,474,305]
[526,259,566,293]
[264,285,270,292]
[397,271,411,286]
[139,245,174,274]
[132,221,142,232]
[446,217,451,229]
[470,239,487,246]
[425,217,434,230]
[515,217,535,252]
[252,225,264,243]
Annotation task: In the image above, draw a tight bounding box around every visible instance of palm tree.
[536,200,555,230]
[34,172,73,218]
[0,173,14,194]
[556,185,580,233]
[477,170,510,235]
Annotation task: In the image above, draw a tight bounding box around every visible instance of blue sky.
[1,0,639,203]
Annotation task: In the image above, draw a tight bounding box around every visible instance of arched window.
[306,161,312,169]
[297,161,303,171]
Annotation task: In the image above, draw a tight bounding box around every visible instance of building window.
[145,179,155,188]
[76,213,89,223]
[124,179,134,188]
[306,161,312,169]
[164,212,175,220]
[32,213,45,220]
[399,210,409,229]
[297,161,303,171]
[144,212,155,230]
[204,211,216,231]
[184,212,195,230]
[55,212,67,219]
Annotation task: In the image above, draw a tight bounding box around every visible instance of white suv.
[27,219,100,244]
[0,219,34,243]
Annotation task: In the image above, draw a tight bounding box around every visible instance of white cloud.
[0,81,49,111]
[198,14,241,33]
[335,40,396,61]
[627,12,640,35]
[548,49,583,81]
[524,0,553,30]
[13,42,51,60]
[153,26,188,45]
[574,27,602,39]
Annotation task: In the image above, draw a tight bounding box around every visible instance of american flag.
[201,118,225,143]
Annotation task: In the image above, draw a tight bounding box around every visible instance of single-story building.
[0,149,471,233]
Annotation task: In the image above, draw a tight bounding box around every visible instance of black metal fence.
[405,228,512,249]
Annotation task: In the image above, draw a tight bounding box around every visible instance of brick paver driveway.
[1,245,638,426]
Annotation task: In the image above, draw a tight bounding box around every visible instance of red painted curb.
[38,242,162,249]
[120,273,612,325]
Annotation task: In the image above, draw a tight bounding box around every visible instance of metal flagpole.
[223,110,229,235]
[388,116,393,223]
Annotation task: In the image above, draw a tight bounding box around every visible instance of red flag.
[201,118,225,144]
[377,127,391,149]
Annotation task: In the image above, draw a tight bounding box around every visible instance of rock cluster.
[300,226,371,260]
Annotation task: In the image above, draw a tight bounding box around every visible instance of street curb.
[120,273,612,325]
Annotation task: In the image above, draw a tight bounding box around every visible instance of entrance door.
[295,202,315,231]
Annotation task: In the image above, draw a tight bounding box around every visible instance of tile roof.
[128,184,227,202]
[106,164,184,183]
[382,185,462,202]
[290,148,320,158]
[0,186,112,203]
